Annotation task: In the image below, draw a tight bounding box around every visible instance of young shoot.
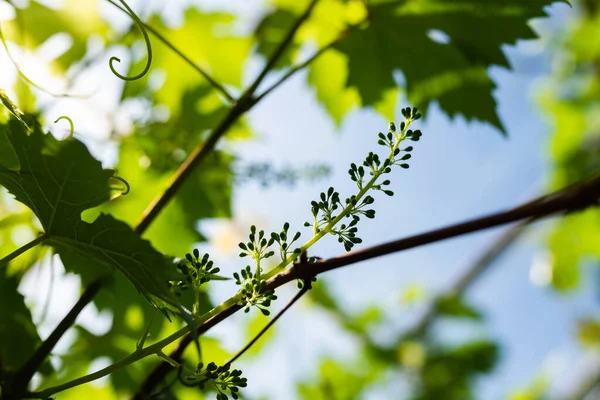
[171,249,226,315]
[182,362,247,400]
[233,266,277,315]
[232,107,424,312]
[302,106,423,251]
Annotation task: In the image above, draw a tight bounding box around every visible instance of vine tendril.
[110,175,131,196]
[109,0,153,81]
[54,116,74,139]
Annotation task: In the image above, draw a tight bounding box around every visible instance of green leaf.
[0,118,114,234]
[1,88,29,135]
[91,138,203,257]
[322,0,563,131]
[97,83,236,256]
[47,214,181,313]
[548,210,600,290]
[541,2,600,292]
[0,270,45,373]
[307,50,361,125]
[0,116,182,314]
[508,376,548,400]
[0,203,47,277]
[353,306,384,331]
[298,358,382,400]
[413,340,498,400]
[0,122,21,173]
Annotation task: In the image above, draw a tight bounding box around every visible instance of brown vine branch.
[136,174,600,394]
[245,0,319,96]
[134,103,249,234]
[253,14,371,104]
[253,30,345,104]
[225,284,309,368]
[288,175,600,280]
[402,219,530,339]
[308,220,532,364]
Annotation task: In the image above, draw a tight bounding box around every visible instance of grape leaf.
[307,49,361,125]
[0,270,47,373]
[0,118,114,234]
[0,120,21,172]
[47,214,181,312]
[320,0,566,131]
[0,116,182,314]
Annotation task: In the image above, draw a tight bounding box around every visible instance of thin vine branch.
[173,285,309,398]
[132,174,600,395]
[289,175,600,280]
[133,305,243,399]
[254,33,345,104]
[253,16,374,104]
[136,284,310,399]
[245,0,320,95]
[105,0,235,103]
[451,220,531,295]
[0,234,46,267]
[226,284,309,367]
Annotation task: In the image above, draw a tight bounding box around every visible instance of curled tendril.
[110,175,131,196]
[54,116,74,139]
[109,0,153,81]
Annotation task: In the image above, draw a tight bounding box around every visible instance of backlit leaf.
[0,270,45,373]
[308,0,566,130]
[0,115,182,313]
